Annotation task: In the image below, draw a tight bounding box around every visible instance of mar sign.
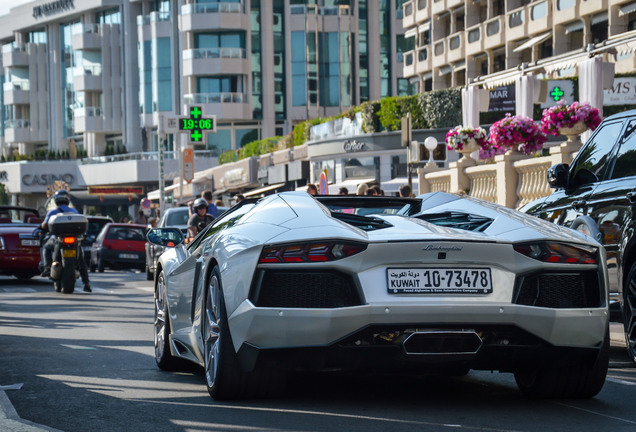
[178,105,216,145]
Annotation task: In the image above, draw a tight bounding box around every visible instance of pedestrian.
[399,184,412,197]
[235,194,245,203]
[365,188,377,196]
[307,183,318,196]
[356,183,368,196]
[201,189,219,218]
[133,209,147,225]
[187,198,215,240]
[371,185,383,196]
[338,187,349,195]
[120,215,131,223]
[215,199,224,207]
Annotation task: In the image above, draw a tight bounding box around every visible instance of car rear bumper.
[228,301,608,353]
[0,253,40,272]
[99,249,145,267]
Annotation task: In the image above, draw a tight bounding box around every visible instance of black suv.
[520,109,636,364]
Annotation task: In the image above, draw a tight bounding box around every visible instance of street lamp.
[424,136,438,165]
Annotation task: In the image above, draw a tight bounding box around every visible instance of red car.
[89,223,147,272]
[0,206,43,279]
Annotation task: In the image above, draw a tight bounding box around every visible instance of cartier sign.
[343,139,365,152]
[22,173,74,186]
[33,0,74,19]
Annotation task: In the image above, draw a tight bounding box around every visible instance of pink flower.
[488,114,547,155]
[540,101,602,136]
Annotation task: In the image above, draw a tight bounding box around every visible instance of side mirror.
[147,227,184,247]
[547,164,569,188]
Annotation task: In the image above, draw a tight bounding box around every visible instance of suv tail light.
[513,242,596,264]
[259,241,367,263]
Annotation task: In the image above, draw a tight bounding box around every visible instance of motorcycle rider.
[187,198,215,241]
[40,190,92,292]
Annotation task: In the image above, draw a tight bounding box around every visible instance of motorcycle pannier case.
[49,213,88,236]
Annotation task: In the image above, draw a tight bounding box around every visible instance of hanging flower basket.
[540,101,602,136]
[488,114,547,155]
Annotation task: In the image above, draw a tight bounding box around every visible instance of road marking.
[0,288,36,293]
[136,286,154,293]
[60,344,97,350]
[0,383,23,391]
[606,377,636,386]
[555,402,636,425]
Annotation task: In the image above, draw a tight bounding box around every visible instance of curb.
[0,390,64,432]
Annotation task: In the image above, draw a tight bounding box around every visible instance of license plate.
[387,268,492,294]
[119,253,138,259]
[63,249,77,258]
[21,239,39,246]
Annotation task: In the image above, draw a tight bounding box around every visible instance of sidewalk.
[0,391,63,432]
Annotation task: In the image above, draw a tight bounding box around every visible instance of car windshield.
[87,220,109,236]
[165,208,190,226]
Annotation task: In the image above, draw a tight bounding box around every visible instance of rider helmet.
[194,198,208,211]
[53,189,70,206]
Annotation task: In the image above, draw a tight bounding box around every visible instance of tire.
[154,271,184,371]
[514,329,609,399]
[54,279,62,293]
[61,261,76,294]
[203,266,285,400]
[15,273,34,280]
[624,262,636,364]
[146,265,153,281]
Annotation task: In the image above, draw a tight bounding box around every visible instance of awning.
[243,182,287,197]
[380,177,419,195]
[404,27,417,39]
[619,2,636,17]
[513,32,551,53]
[564,21,584,35]
[438,65,453,76]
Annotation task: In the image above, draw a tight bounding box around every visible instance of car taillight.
[259,241,367,263]
[513,242,596,264]
[63,237,76,245]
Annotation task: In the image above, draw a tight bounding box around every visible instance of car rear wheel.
[514,330,609,399]
[154,271,184,370]
[624,262,636,364]
[203,265,284,400]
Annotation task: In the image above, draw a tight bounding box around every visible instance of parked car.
[148,192,609,400]
[90,223,147,272]
[144,205,228,280]
[520,109,636,365]
[82,216,114,262]
[0,206,43,279]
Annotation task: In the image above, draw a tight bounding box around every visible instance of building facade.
[401,0,636,92]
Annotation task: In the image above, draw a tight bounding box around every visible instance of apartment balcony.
[137,11,172,38]
[71,23,102,51]
[73,107,104,133]
[180,2,249,32]
[484,16,505,50]
[72,66,103,92]
[402,0,416,29]
[3,119,31,142]
[465,24,484,56]
[506,5,530,42]
[414,0,430,23]
[403,50,416,78]
[1,43,28,67]
[432,40,447,68]
[581,0,608,15]
[431,0,463,16]
[553,0,581,25]
[182,48,249,76]
[183,92,252,120]
[446,33,465,63]
[526,1,552,35]
[415,47,432,74]
[3,81,30,105]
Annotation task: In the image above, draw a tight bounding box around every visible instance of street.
[0,271,635,432]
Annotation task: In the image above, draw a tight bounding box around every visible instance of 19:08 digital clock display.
[179,118,214,130]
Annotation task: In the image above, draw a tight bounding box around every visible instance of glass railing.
[3,81,30,91]
[150,11,171,22]
[310,112,363,141]
[71,23,100,35]
[1,42,27,53]
[73,106,103,118]
[184,92,246,104]
[183,47,246,60]
[137,15,150,26]
[73,64,103,76]
[181,2,244,15]
[79,150,217,164]
[4,119,30,129]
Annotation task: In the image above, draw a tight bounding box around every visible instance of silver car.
[148,192,609,400]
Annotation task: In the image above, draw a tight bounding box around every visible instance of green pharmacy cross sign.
[178,105,216,145]
[550,86,565,102]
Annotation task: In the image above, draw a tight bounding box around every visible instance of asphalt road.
[0,271,635,432]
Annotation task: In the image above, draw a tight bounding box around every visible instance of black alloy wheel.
[625,262,636,363]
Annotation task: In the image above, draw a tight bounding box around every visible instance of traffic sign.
[183,148,194,184]
[319,171,328,195]
[141,198,151,209]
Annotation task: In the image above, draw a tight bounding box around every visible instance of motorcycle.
[46,213,88,294]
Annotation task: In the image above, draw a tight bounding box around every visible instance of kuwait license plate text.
[387,268,492,294]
